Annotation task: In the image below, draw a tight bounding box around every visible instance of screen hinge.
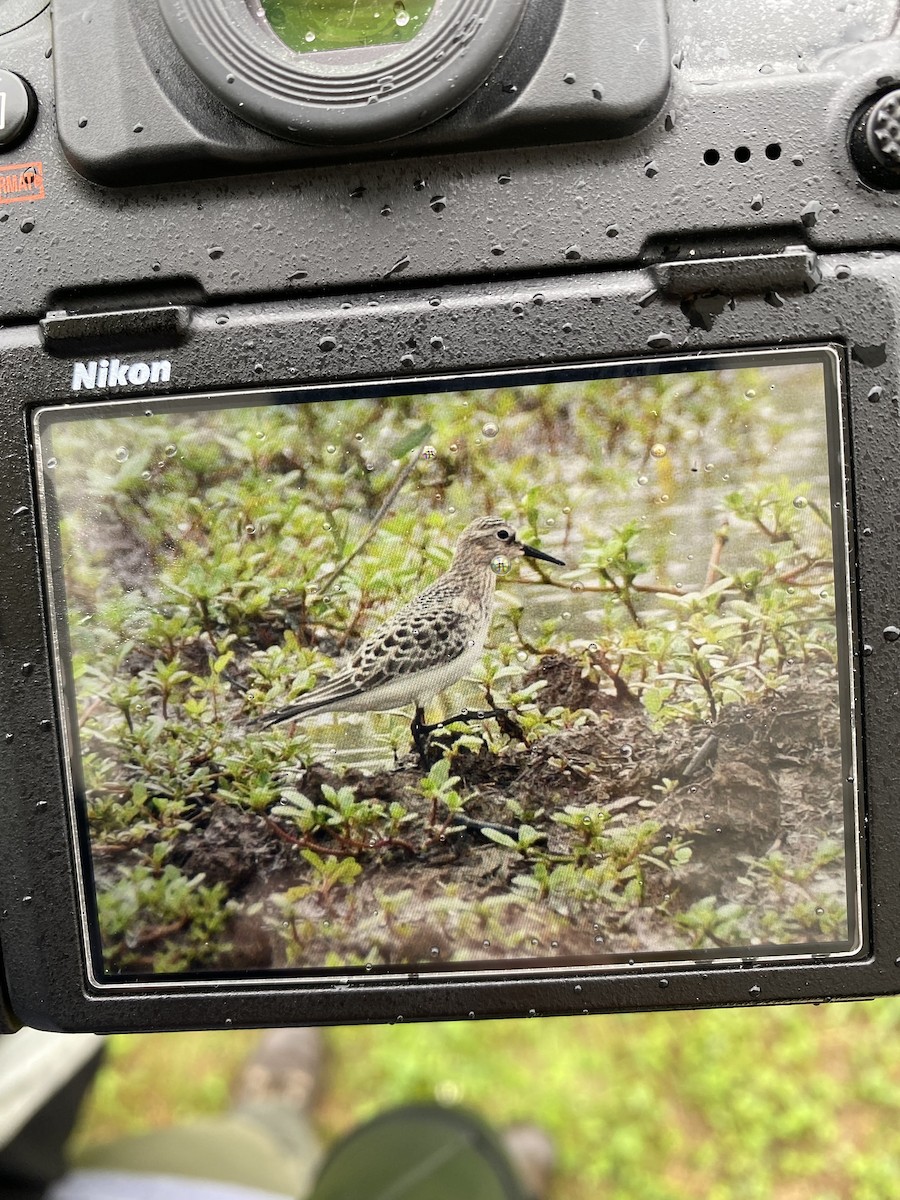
[39,305,191,356]
[650,245,821,299]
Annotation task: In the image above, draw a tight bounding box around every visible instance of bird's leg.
[411,705,432,765]
[420,707,508,735]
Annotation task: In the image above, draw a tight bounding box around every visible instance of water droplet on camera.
[647,332,671,349]
[650,443,667,458]
[491,554,511,576]
[114,447,129,462]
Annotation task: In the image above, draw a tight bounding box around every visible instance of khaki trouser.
[75,1102,527,1200]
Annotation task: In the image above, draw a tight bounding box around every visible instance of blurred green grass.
[73,998,900,1200]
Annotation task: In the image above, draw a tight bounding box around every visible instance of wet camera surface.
[1,0,900,1033]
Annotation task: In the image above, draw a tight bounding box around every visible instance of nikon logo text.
[71,359,172,391]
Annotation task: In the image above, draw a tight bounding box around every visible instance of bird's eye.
[496,529,510,540]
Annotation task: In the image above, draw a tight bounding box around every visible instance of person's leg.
[0,1049,106,1200]
[72,1112,317,1197]
[309,1104,551,1200]
[53,1031,554,1200]
[70,1029,324,1199]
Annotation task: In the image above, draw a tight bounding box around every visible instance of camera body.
[2,0,900,1033]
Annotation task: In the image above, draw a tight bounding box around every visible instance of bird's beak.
[520,541,565,567]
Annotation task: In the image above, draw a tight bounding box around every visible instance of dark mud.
[115,657,853,974]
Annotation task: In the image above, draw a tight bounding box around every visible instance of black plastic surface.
[1,1,900,1030]
[51,0,670,183]
[0,2,895,321]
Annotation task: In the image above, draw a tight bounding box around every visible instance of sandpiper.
[255,516,565,755]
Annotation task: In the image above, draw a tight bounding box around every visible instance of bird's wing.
[256,595,475,725]
[343,594,474,691]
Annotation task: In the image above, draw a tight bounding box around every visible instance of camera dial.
[157,0,527,145]
[849,86,900,189]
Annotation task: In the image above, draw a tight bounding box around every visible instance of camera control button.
[865,90,900,170]
[0,70,37,151]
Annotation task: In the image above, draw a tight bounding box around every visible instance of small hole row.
[703,143,782,165]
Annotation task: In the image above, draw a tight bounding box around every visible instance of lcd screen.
[33,348,860,984]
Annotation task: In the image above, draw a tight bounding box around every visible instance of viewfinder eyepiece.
[259,0,437,55]
[158,0,527,145]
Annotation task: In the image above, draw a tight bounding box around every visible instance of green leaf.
[390,423,434,458]
[480,828,519,849]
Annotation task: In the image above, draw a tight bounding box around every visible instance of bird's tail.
[252,697,325,729]
[252,673,362,729]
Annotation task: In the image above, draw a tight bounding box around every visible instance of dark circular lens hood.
[156,0,527,145]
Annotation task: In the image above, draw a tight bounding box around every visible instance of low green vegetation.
[48,364,847,972]
[75,996,900,1200]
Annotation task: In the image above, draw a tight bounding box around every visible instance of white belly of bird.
[334,635,489,714]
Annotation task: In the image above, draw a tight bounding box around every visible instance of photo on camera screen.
[34,348,861,983]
